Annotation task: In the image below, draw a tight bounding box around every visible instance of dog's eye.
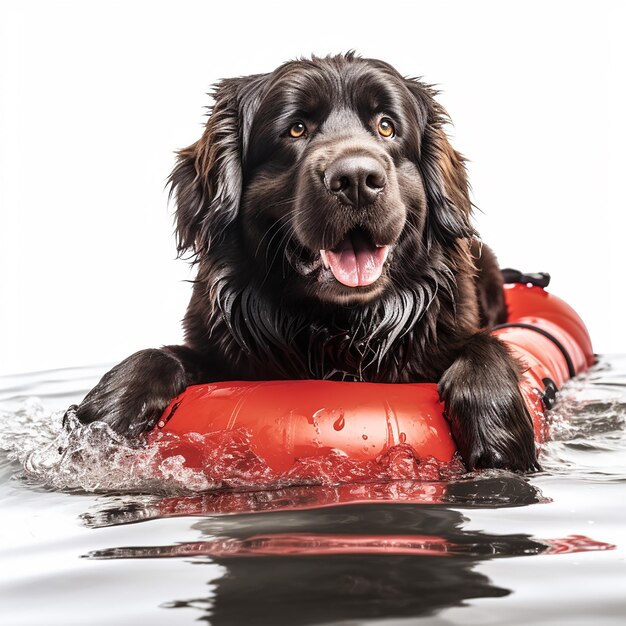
[377,118,395,138]
[289,122,307,138]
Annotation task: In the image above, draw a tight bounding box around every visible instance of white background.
[0,0,624,376]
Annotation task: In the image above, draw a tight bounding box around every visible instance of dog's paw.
[72,348,188,436]
[438,334,540,473]
[440,377,540,472]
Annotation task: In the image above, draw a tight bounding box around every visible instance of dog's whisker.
[255,213,296,259]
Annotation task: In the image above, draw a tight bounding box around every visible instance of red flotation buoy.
[152,283,594,475]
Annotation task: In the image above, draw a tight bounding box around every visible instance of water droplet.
[157,421,165,428]
[333,415,345,431]
[362,434,368,440]
[399,432,407,443]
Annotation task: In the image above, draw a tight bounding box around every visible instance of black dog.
[71,53,538,472]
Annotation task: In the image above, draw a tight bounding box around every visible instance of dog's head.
[170,53,474,306]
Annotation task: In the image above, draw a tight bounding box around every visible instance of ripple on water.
[539,363,626,482]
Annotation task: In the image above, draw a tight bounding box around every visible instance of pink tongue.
[323,232,388,288]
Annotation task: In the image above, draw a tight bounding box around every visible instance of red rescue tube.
[153,283,594,472]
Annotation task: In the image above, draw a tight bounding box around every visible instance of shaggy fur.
[71,53,538,471]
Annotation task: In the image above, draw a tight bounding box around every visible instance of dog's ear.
[168,74,268,258]
[404,79,476,245]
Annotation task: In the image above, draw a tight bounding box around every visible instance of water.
[1,358,625,625]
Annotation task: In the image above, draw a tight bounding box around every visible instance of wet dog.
[71,53,538,471]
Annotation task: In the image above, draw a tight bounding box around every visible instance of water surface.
[1,358,625,625]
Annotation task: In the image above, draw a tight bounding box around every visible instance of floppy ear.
[405,80,476,245]
[168,74,268,258]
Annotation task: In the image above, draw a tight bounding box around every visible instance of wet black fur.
[71,53,538,471]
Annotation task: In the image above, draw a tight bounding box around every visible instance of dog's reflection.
[83,477,570,625]
[167,551,508,626]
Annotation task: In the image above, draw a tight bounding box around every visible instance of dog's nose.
[325,155,386,207]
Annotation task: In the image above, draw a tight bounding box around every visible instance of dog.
[70,53,539,472]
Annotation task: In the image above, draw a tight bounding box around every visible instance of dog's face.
[170,54,474,306]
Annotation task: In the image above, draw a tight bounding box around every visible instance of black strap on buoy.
[492,321,576,378]
[501,268,551,288]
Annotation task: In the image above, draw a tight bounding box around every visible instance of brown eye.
[377,118,395,138]
[289,122,306,138]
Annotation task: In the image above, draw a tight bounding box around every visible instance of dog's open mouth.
[320,228,390,288]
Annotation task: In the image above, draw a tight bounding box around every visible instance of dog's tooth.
[320,250,330,269]
[382,245,390,264]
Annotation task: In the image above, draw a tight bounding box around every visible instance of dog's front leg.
[66,345,210,436]
[438,332,540,472]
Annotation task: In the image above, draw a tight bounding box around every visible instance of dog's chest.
[270,324,438,383]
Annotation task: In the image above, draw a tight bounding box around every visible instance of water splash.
[0,402,210,493]
[0,400,463,495]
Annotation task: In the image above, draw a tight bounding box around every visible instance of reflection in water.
[82,474,549,528]
[83,479,613,626]
[90,505,512,625]
[169,555,506,626]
